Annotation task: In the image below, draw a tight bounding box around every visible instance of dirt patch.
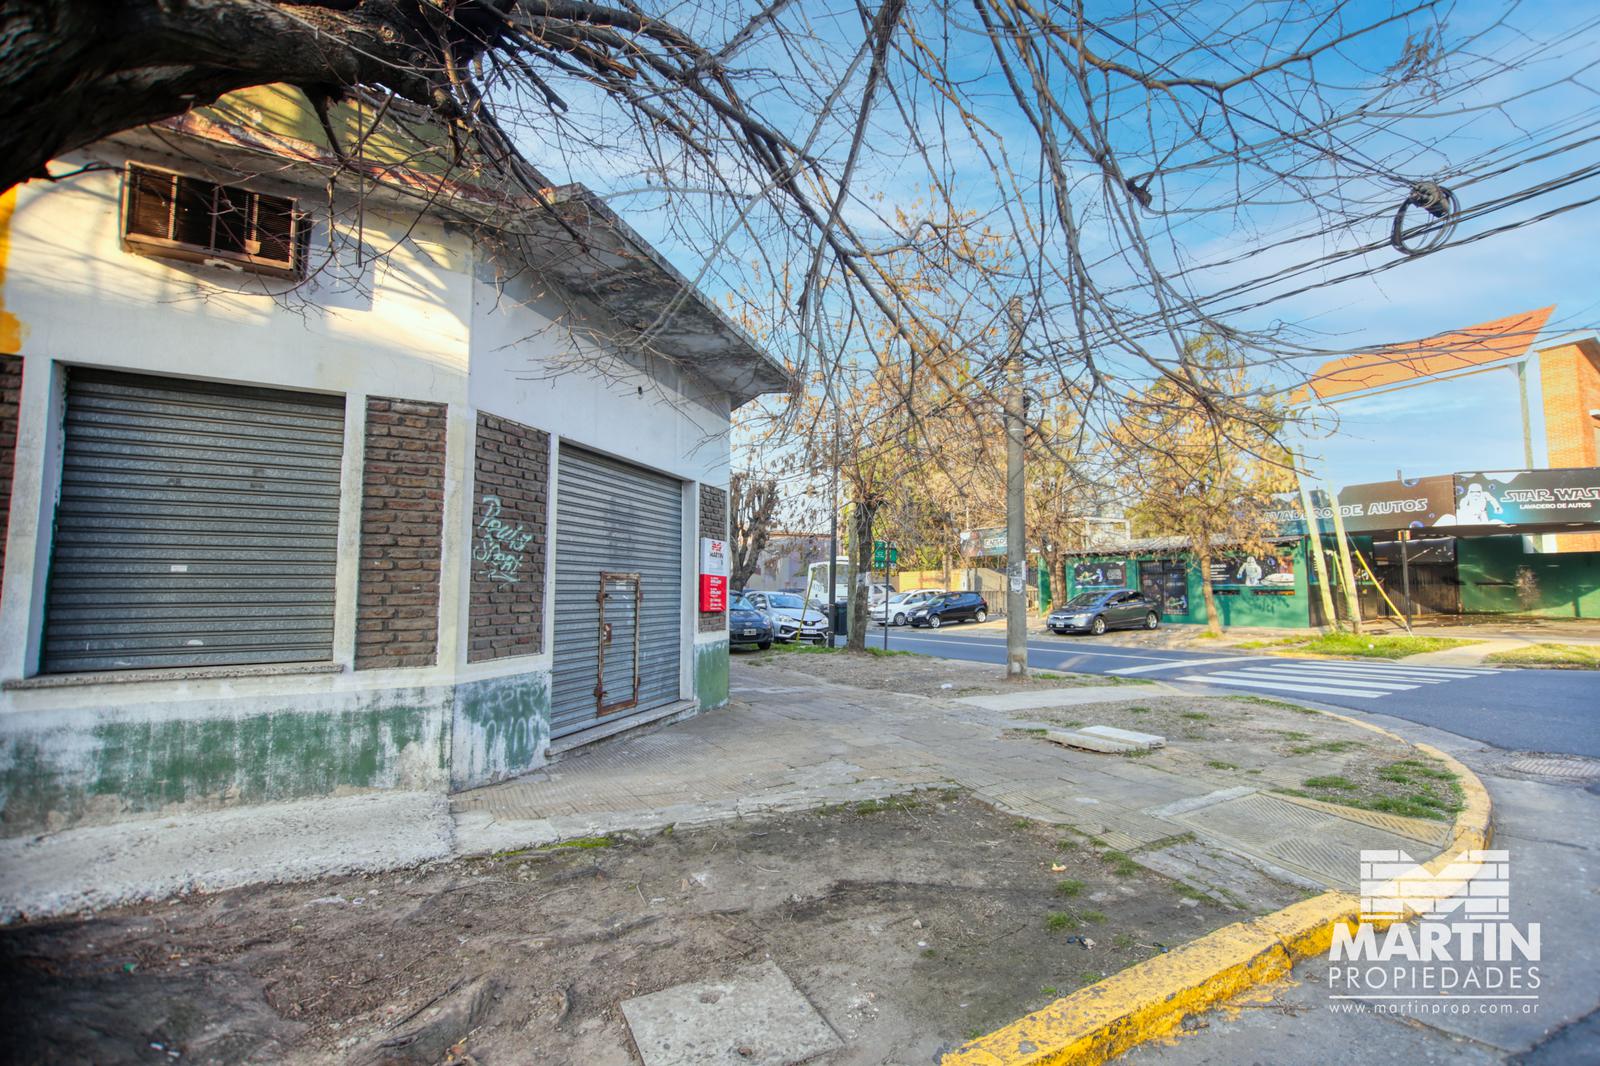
[1014,693,1444,805]
[1,795,1239,1066]
[742,644,1147,698]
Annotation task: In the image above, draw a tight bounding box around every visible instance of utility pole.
[1005,297,1028,680]
[827,422,839,646]
[1296,464,1340,632]
[1324,483,1363,635]
[1515,361,1535,468]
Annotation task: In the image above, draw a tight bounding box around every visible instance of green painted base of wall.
[0,685,453,837]
[696,640,730,711]
[450,672,551,791]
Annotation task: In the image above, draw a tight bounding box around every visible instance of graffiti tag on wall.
[475,495,534,587]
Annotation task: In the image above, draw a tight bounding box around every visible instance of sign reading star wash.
[1449,468,1600,528]
[699,537,728,612]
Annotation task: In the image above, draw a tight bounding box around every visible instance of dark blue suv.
[908,592,989,629]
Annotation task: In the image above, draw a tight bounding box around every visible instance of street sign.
[872,542,899,569]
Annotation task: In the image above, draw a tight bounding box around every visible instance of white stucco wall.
[0,140,734,831]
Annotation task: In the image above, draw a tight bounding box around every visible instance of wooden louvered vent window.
[122,164,309,279]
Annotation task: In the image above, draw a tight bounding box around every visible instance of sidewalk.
[455,657,1466,901]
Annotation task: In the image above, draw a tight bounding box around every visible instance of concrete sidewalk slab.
[0,790,453,921]
[954,685,1159,711]
[621,961,841,1066]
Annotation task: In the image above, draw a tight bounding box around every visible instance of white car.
[742,590,831,644]
[875,589,947,626]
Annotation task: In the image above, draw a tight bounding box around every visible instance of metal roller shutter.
[41,369,345,672]
[551,445,683,739]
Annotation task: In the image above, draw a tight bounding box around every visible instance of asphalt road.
[853,623,1600,758]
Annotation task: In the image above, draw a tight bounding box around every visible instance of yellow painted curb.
[943,724,1493,1066]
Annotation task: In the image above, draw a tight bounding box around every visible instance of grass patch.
[851,795,921,815]
[1288,739,1363,756]
[1040,986,1059,998]
[863,645,920,658]
[1055,878,1086,898]
[1484,643,1600,669]
[1288,756,1464,821]
[1102,850,1141,877]
[765,642,838,655]
[1045,911,1081,931]
[1180,711,1211,721]
[1237,696,1321,715]
[1034,671,1063,680]
[1083,910,1107,924]
[1277,632,1479,660]
[538,835,615,850]
[1112,932,1137,949]
[1206,760,1238,770]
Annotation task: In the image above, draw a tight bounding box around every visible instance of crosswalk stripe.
[1222,668,1418,691]
[1285,660,1498,677]
[1286,663,1481,682]
[1108,656,1257,674]
[1175,674,1381,699]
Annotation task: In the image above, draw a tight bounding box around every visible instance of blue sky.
[505,0,1600,492]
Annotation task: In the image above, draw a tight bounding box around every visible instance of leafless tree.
[729,471,780,591]
[15,0,1599,625]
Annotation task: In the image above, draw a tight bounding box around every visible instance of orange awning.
[1296,306,1554,403]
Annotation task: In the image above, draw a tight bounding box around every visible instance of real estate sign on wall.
[699,537,728,612]
[1450,469,1600,528]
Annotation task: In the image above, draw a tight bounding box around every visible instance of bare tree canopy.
[13,0,1599,480]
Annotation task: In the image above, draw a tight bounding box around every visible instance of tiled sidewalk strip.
[941,739,1494,1066]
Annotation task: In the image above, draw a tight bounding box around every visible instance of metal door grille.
[551,446,683,738]
[597,571,642,715]
[41,369,345,672]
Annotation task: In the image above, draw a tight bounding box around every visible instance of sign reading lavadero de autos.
[1268,476,1457,535]
[1450,468,1600,528]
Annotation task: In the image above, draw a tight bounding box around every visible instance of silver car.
[874,589,946,626]
[743,590,831,644]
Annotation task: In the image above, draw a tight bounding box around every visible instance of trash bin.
[832,601,849,639]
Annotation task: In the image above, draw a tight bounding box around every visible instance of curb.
[942,730,1494,1066]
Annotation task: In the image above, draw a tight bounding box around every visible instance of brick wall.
[1539,342,1600,552]
[468,412,550,662]
[355,397,448,669]
[0,355,19,581]
[698,483,728,633]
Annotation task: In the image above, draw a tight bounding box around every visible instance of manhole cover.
[1506,754,1600,780]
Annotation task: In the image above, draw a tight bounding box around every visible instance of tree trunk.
[1198,552,1222,634]
[1053,554,1068,614]
[941,550,952,593]
[846,503,875,651]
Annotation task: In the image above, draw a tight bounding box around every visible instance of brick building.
[1537,335,1600,551]
[0,85,788,836]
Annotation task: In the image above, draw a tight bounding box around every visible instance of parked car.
[742,590,831,644]
[728,593,773,650]
[908,592,988,629]
[874,589,946,626]
[1047,590,1159,635]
